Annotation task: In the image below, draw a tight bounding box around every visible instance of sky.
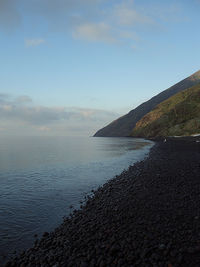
[0,0,200,136]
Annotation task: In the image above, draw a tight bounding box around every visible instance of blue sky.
[0,0,200,136]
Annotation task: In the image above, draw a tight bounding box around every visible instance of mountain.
[131,83,200,137]
[94,70,200,137]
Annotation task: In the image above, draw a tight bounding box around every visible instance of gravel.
[4,137,200,267]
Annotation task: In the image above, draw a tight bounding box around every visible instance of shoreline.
[5,138,200,266]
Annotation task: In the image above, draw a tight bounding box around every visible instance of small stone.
[80,261,89,267]
[151,253,159,260]
[89,259,96,267]
[187,247,195,254]
[170,250,177,257]
[158,244,165,250]
[43,232,49,237]
[177,254,183,263]
[99,260,106,267]
[109,245,119,255]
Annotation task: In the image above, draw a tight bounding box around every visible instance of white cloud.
[25,39,45,47]
[113,2,153,26]
[2,105,12,111]
[0,94,119,136]
[73,22,117,43]
[72,1,154,44]
[0,0,182,46]
[38,126,51,132]
[15,95,33,104]
[119,31,139,41]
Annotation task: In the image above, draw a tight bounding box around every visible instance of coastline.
[5,138,200,267]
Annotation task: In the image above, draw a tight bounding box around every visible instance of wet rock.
[43,232,49,238]
[158,244,165,250]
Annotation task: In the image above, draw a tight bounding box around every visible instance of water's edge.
[0,137,154,263]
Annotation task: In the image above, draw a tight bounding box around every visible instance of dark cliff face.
[94,70,200,137]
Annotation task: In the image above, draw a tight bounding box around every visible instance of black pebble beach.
[4,138,200,267]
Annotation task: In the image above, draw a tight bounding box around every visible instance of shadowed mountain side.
[131,83,200,138]
[94,70,200,137]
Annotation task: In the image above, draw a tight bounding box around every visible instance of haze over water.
[0,136,153,262]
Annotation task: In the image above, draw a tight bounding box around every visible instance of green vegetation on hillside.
[131,83,200,137]
[94,70,200,137]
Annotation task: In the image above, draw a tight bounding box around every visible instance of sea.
[0,136,154,262]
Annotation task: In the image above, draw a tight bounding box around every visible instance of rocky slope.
[94,70,200,137]
[131,83,200,138]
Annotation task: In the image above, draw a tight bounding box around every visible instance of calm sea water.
[0,136,153,262]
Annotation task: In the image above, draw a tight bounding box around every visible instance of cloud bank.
[0,94,119,136]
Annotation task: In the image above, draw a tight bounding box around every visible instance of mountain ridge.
[94,70,200,137]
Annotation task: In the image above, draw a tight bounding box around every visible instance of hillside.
[131,83,200,138]
[94,70,200,137]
